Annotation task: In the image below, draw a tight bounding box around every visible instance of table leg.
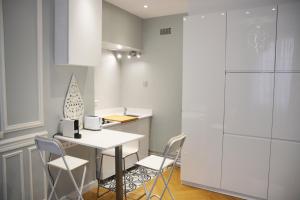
[115,146,123,200]
[95,149,100,180]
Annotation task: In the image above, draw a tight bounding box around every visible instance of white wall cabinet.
[268,140,300,200]
[276,1,300,72]
[226,6,277,72]
[224,73,274,138]
[55,0,102,67]
[182,13,225,188]
[273,73,300,142]
[101,118,151,179]
[221,134,270,199]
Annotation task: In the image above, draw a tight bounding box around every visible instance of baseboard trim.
[181,180,265,200]
[60,179,98,200]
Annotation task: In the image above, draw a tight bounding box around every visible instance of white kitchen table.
[55,129,144,200]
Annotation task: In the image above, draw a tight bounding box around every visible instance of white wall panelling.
[276,1,300,72]
[55,0,102,67]
[0,0,44,133]
[268,140,300,200]
[224,73,274,138]
[226,6,277,72]
[0,131,47,199]
[2,150,25,200]
[221,134,270,199]
[182,12,225,188]
[273,73,300,142]
[28,146,47,200]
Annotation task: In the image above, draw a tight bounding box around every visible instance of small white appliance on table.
[55,129,144,200]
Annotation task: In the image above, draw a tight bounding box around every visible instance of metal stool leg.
[48,169,62,200]
[67,169,84,200]
[123,158,127,200]
[135,152,140,161]
[77,165,87,200]
[138,167,150,198]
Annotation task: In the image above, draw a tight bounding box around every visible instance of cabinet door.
[226,6,277,72]
[182,13,225,112]
[273,73,300,141]
[276,2,300,72]
[182,112,223,188]
[268,140,300,200]
[224,73,274,138]
[221,134,270,199]
[182,12,225,188]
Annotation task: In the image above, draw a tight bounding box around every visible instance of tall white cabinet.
[181,13,226,188]
[182,1,300,200]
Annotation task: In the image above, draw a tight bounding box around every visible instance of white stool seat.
[102,146,138,158]
[48,155,88,171]
[136,155,174,171]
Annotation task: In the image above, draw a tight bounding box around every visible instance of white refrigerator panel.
[182,13,225,188]
[182,13,226,112]
[226,6,277,72]
[276,2,300,72]
[273,73,300,142]
[182,112,223,188]
[224,73,274,138]
[221,134,270,199]
[268,140,300,200]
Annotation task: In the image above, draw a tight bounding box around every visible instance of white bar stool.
[35,136,88,200]
[136,134,186,200]
[97,140,140,198]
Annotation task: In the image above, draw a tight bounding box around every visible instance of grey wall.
[121,14,184,153]
[94,49,122,110]
[43,0,96,197]
[102,1,142,49]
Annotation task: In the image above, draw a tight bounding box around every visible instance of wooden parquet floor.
[83,167,242,200]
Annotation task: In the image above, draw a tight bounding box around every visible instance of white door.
[221,134,270,199]
[268,140,300,200]
[224,73,274,138]
[276,1,300,72]
[226,6,277,72]
[273,73,300,142]
[181,12,226,188]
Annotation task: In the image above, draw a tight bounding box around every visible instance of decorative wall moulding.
[0,0,44,134]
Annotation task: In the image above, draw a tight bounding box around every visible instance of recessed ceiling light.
[127,55,131,59]
[201,15,205,19]
[220,12,225,16]
[183,17,187,21]
[116,53,122,59]
[272,7,276,11]
[245,11,251,15]
[117,44,122,50]
[144,5,148,8]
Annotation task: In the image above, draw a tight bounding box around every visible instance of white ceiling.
[104,0,188,19]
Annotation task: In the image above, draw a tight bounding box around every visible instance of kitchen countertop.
[94,107,152,128]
